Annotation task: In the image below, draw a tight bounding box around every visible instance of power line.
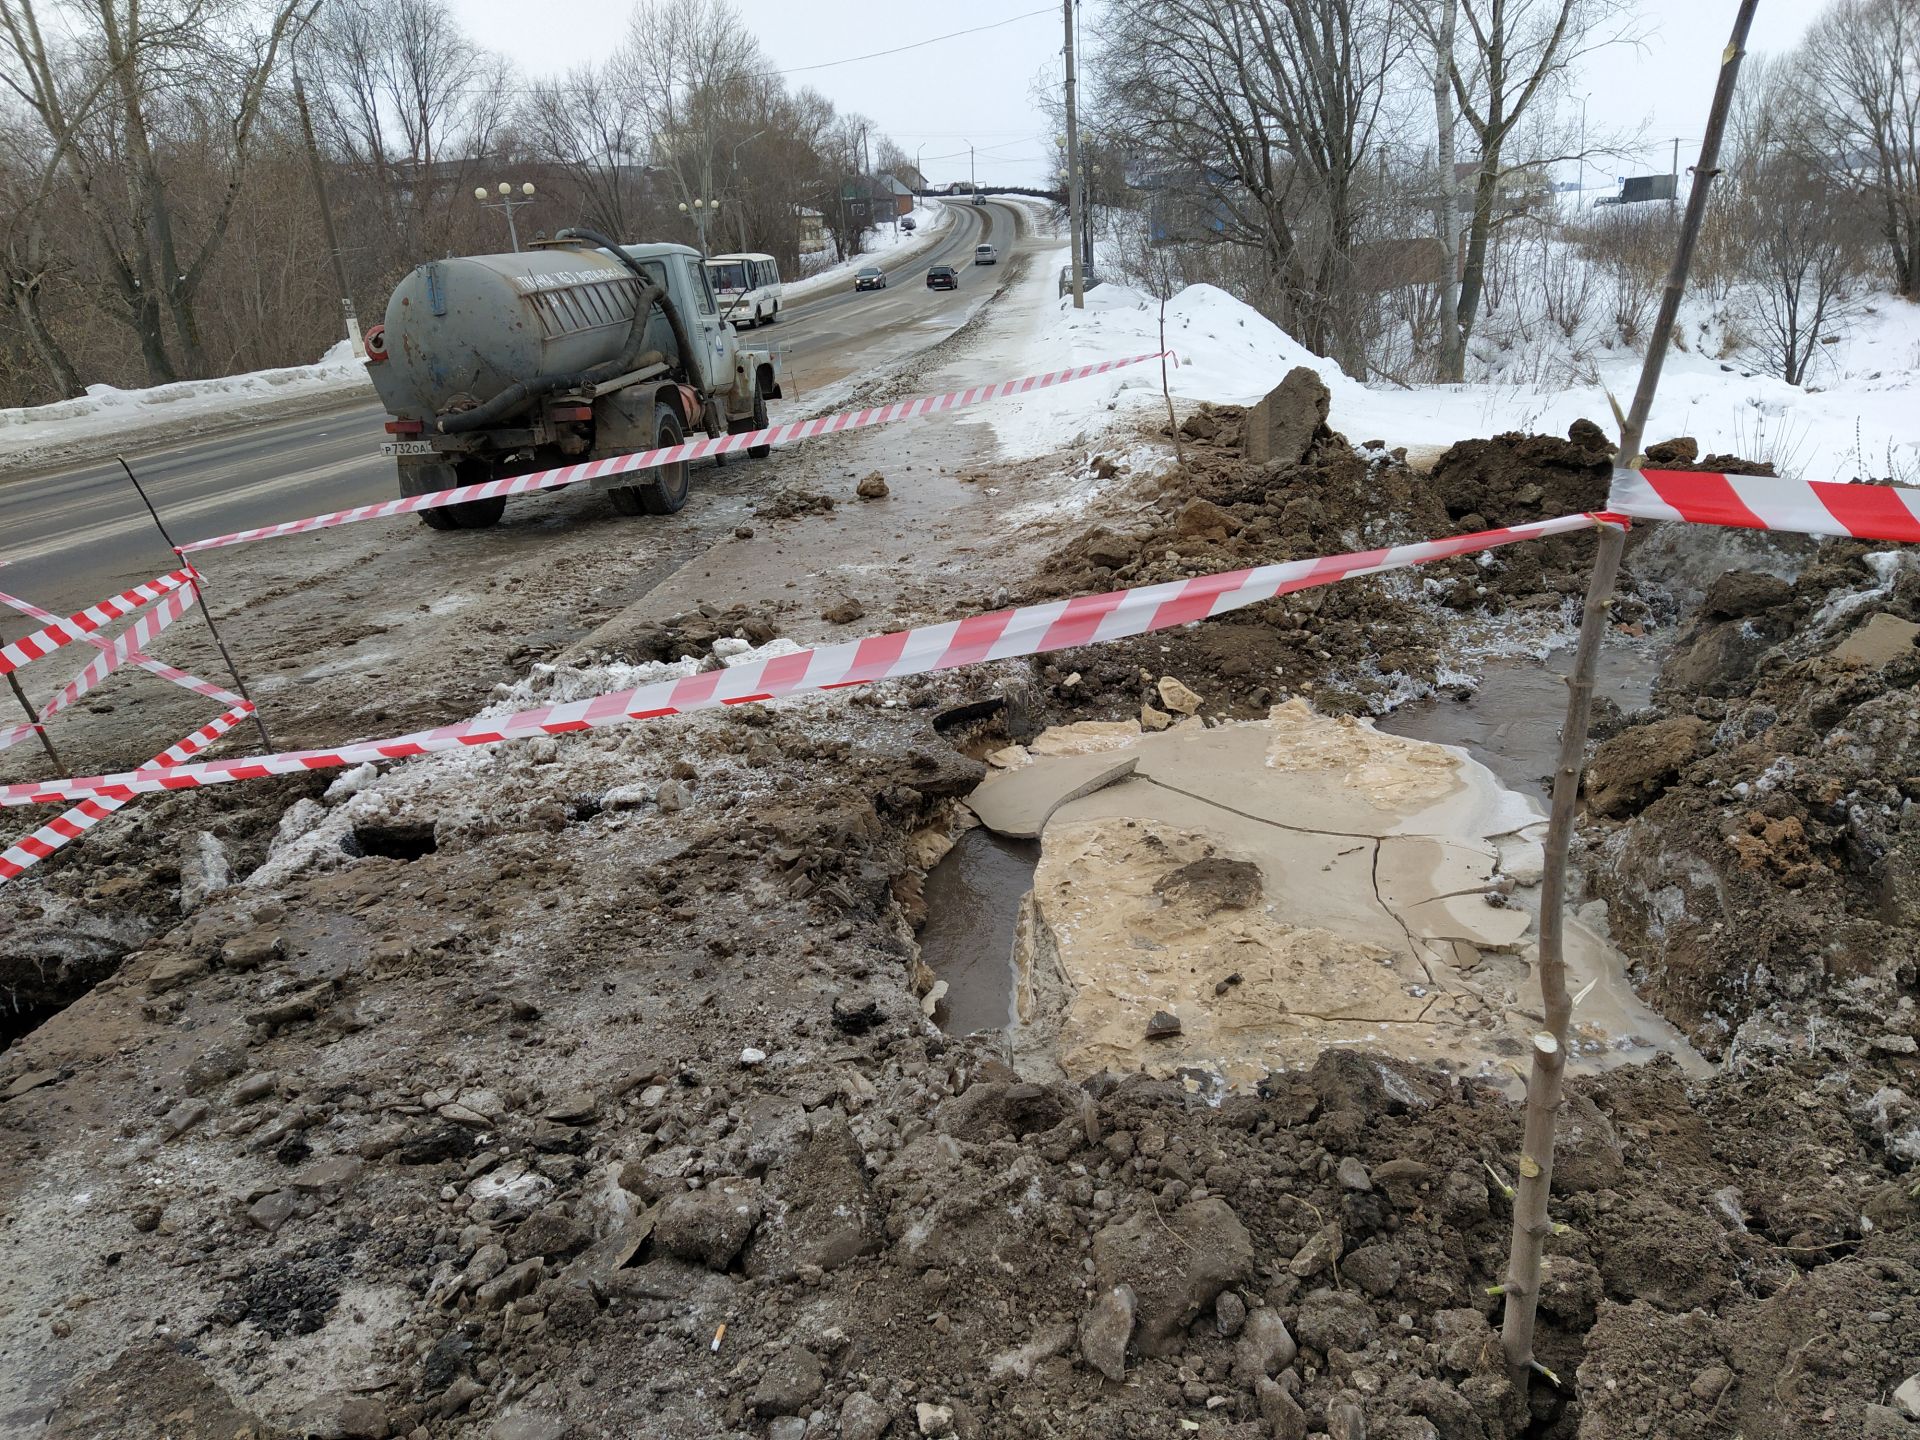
[774,8,1054,76]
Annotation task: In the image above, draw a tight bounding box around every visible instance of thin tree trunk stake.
[116,457,275,753]
[1499,0,1761,1386]
[7,670,63,772]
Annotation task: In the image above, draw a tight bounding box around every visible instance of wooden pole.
[1063,0,1085,309]
[1499,0,1761,1386]
[6,670,63,772]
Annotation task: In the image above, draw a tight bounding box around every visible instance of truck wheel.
[399,460,504,531]
[763,303,777,325]
[610,405,689,516]
[729,390,772,459]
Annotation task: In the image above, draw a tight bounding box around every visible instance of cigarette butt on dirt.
[711,1323,727,1354]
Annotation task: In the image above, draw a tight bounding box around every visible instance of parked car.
[854,266,886,291]
[971,192,986,206]
[926,264,959,290]
[973,244,998,266]
[901,216,917,232]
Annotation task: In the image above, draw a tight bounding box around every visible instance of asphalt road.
[0,200,1021,615]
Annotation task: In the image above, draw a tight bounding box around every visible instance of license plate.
[381,440,435,456]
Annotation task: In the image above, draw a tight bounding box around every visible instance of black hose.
[556,227,698,384]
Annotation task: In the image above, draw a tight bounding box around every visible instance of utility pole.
[970,142,976,195]
[1063,0,1085,308]
[291,2,362,357]
[1671,136,1681,210]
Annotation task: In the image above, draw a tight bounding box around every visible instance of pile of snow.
[783,205,955,304]
[975,267,1920,483]
[0,340,373,471]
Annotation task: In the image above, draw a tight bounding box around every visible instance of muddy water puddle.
[918,829,1039,1035]
[1377,647,1657,805]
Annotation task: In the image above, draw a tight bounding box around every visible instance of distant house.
[883,174,915,217]
[796,207,826,251]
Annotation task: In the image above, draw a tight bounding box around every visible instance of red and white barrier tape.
[0,703,253,883]
[1611,467,1920,543]
[0,567,197,677]
[177,351,1171,553]
[0,512,1609,810]
[36,583,199,726]
[0,582,245,711]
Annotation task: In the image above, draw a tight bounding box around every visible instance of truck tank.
[369,244,690,422]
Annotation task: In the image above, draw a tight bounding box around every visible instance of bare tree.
[0,0,305,382]
[1442,0,1636,350]
[521,62,653,240]
[1097,0,1408,375]
[1794,0,1920,297]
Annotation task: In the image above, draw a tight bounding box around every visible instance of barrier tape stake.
[6,668,61,771]
[117,456,274,752]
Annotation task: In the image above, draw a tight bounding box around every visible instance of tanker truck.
[364,229,782,531]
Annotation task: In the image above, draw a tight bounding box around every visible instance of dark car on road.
[855,266,886,291]
[926,265,959,290]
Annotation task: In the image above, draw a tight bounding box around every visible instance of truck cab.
[366,238,781,531]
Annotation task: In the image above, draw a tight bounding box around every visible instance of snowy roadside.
[0,340,376,478]
[779,204,956,306]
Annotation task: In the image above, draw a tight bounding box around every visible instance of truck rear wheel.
[609,405,689,516]
[399,459,505,531]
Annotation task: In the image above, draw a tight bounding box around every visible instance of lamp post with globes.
[678,196,721,259]
[476,181,537,252]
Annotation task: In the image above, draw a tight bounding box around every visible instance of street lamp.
[677,196,721,257]
[476,181,537,252]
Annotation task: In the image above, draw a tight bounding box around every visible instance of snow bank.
[976,270,1920,483]
[0,341,374,472]
[782,205,955,305]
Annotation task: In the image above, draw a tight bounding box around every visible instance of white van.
[704,252,783,327]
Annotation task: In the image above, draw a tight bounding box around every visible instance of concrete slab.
[966,753,1139,839]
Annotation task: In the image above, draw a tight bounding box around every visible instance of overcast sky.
[454,0,1822,188]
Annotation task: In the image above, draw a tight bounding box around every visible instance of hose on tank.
[557,227,699,385]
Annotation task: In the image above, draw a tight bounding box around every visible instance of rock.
[1180,409,1221,441]
[1341,1245,1401,1297]
[1586,716,1706,819]
[742,1114,882,1278]
[1644,436,1699,463]
[1288,1222,1343,1279]
[147,953,209,994]
[1434,1309,1499,1375]
[655,1180,762,1270]
[738,1047,767,1066]
[841,1392,892,1440]
[290,1395,391,1438]
[1157,675,1203,715]
[1336,1156,1372,1192]
[1243,367,1330,467]
[1689,1366,1733,1403]
[462,1243,510,1292]
[768,1419,806,1440]
[1895,1372,1920,1420]
[751,1346,824,1416]
[179,831,231,914]
[1174,496,1239,541]
[1295,1288,1376,1354]
[1093,1197,1255,1356]
[1082,527,1137,569]
[1140,705,1172,732]
[1214,1289,1247,1338]
[222,931,281,971]
[475,1258,543,1309]
[233,1072,277,1104]
[821,598,866,625]
[291,1156,362,1194]
[1144,1010,1182,1041]
[1835,612,1920,669]
[1551,1090,1625,1194]
[490,1412,569,1440]
[183,1045,246,1093]
[1153,857,1261,914]
[655,778,691,813]
[856,472,890,499]
[915,1402,956,1438]
[164,1100,210,1138]
[247,1190,297,1232]
[1233,1307,1298,1383]
[1256,1377,1308,1440]
[1326,1394,1368,1440]
[1703,570,1791,618]
[542,1091,597,1124]
[1865,1403,1917,1439]
[1079,1284,1136,1381]
[508,1210,591,1262]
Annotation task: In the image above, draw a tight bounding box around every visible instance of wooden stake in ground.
[6,669,63,772]
[116,458,276,754]
[1160,293,1184,469]
[1499,0,1762,1386]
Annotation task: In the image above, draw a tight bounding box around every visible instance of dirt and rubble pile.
[1583,539,1920,1083]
